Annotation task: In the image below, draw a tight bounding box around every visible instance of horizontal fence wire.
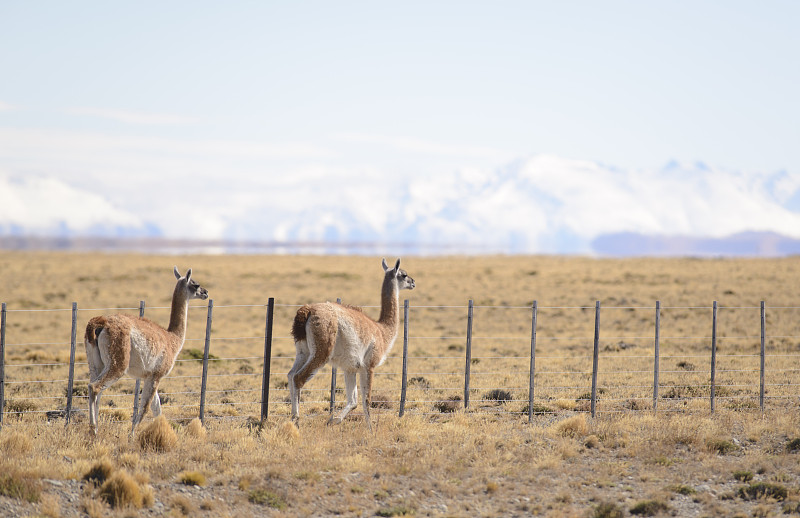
[0,300,799,429]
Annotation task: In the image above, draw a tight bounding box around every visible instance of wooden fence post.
[464,300,474,409]
[653,301,661,412]
[260,298,274,422]
[0,302,6,429]
[399,299,409,417]
[65,302,78,425]
[760,301,765,412]
[527,300,538,423]
[591,301,600,418]
[199,299,213,424]
[710,301,717,413]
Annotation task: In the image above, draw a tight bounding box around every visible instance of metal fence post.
[653,301,661,412]
[464,300,474,409]
[132,301,145,424]
[528,300,538,423]
[760,301,765,412]
[199,299,213,424]
[399,299,410,417]
[260,297,274,422]
[710,301,717,413]
[590,301,600,418]
[0,303,6,429]
[65,302,78,425]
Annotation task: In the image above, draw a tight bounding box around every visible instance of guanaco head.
[173,266,209,300]
[382,258,415,291]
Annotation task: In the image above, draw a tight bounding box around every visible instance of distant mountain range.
[2,155,799,256]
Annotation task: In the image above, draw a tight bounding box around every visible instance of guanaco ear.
[394,258,401,272]
[174,266,181,279]
[382,258,389,271]
[185,268,192,282]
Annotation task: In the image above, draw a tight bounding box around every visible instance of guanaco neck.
[167,282,190,338]
[377,273,399,331]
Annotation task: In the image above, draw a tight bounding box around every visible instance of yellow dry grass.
[0,251,798,516]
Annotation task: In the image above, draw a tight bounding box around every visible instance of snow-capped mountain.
[2,156,799,256]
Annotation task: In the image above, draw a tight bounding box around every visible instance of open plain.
[0,251,799,517]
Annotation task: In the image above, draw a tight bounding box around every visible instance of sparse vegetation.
[0,253,799,516]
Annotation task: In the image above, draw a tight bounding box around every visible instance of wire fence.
[0,297,798,430]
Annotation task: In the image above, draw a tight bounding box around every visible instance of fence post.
[760,301,765,412]
[0,302,6,429]
[65,302,78,425]
[464,300,474,409]
[590,301,600,418]
[260,297,274,422]
[527,300,538,424]
[653,301,660,412]
[399,299,409,417]
[199,299,213,424]
[710,301,717,413]
[132,301,145,424]
[330,298,341,415]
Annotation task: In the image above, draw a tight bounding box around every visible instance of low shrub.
[630,499,669,516]
[738,482,787,501]
[733,470,753,482]
[433,395,462,413]
[248,488,287,510]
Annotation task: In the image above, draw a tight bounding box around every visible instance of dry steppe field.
[0,251,799,517]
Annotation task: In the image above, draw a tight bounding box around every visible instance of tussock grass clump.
[0,431,33,456]
[83,458,114,485]
[98,470,149,509]
[630,499,669,515]
[555,415,588,438]
[733,470,753,482]
[274,420,300,442]
[171,494,196,515]
[667,484,696,495]
[178,471,206,486]
[706,438,739,455]
[738,482,788,501]
[137,415,177,452]
[248,488,287,509]
[0,469,41,503]
[185,417,206,439]
[593,501,624,518]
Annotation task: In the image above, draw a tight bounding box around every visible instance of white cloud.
[333,132,510,161]
[65,107,200,125]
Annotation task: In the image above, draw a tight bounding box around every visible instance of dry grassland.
[0,251,799,517]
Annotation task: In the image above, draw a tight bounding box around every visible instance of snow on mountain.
[2,156,799,255]
[0,173,151,237]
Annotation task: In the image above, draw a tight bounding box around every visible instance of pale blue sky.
[1,2,798,251]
